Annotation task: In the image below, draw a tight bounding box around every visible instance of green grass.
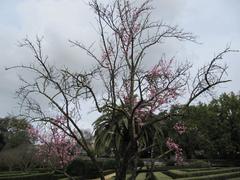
[153,172,172,179]
[126,173,146,180]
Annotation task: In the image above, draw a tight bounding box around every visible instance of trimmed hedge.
[0,171,23,175]
[181,167,220,172]
[164,159,211,168]
[58,170,115,180]
[0,172,53,180]
[66,159,99,178]
[184,160,211,168]
[177,171,240,180]
[0,173,29,177]
[167,167,240,178]
[66,158,120,178]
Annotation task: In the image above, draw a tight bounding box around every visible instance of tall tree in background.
[0,117,37,171]
[8,0,237,179]
[178,92,240,159]
[0,117,31,149]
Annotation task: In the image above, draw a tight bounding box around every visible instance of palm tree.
[93,107,166,179]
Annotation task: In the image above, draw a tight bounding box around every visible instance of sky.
[0,0,239,129]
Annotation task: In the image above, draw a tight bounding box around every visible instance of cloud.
[0,0,239,127]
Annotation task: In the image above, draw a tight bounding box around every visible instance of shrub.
[66,159,100,178]
[67,158,141,178]
[101,159,116,170]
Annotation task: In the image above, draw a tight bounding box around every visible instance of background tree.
[0,117,38,171]
[0,117,32,149]
[0,134,5,151]
[169,92,240,160]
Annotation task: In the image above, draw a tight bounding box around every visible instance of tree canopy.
[166,92,240,159]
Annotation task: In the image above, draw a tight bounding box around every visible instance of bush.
[66,158,118,179]
[101,159,117,170]
[66,159,100,178]
[67,158,142,178]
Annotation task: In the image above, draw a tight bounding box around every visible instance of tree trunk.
[86,150,105,180]
[146,146,155,180]
[116,162,128,180]
[129,155,139,180]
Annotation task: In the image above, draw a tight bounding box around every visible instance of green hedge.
[66,159,98,178]
[66,158,117,178]
[59,170,115,180]
[0,171,22,175]
[0,172,53,180]
[167,167,240,178]
[228,177,240,180]
[184,160,211,168]
[177,171,240,180]
[0,173,29,177]
[181,167,220,172]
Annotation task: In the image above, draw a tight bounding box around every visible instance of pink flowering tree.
[8,0,237,180]
[27,119,80,170]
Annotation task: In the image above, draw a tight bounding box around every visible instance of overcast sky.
[0,0,239,128]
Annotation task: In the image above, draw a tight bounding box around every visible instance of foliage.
[168,92,240,159]
[0,117,32,149]
[0,144,38,171]
[0,134,5,151]
[28,121,81,169]
[0,117,38,171]
[66,158,116,178]
[66,159,97,178]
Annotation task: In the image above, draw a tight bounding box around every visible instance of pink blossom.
[173,122,187,135]
[166,137,184,165]
[28,119,80,169]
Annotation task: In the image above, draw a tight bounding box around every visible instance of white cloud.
[0,0,239,128]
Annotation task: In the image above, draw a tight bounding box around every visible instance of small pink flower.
[174,122,187,135]
[166,137,184,165]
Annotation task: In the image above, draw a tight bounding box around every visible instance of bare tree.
[6,37,105,180]
[8,0,238,180]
